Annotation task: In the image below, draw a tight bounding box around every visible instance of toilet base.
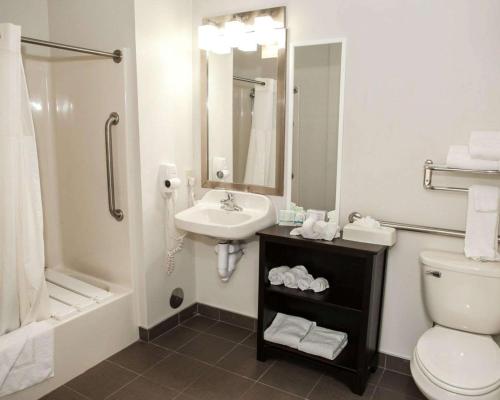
[410,352,500,400]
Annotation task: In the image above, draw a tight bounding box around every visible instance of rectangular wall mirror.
[200,7,287,195]
[288,40,345,217]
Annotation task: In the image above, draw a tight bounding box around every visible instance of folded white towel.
[297,274,314,291]
[469,131,500,161]
[283,266,309,289]
[268,266,290,285]
[298,325,348,360]
[264,313,315,349]
[465,185,500,261]
[0,321,54,396]
[446,145,499,171]
[310,277,329,293]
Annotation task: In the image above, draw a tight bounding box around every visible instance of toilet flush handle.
[425,270,442,278]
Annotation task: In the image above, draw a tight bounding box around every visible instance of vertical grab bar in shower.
[105,112,124,221]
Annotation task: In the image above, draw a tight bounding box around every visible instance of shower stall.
[1,5,140,398]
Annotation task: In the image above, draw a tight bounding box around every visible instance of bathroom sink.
[175,190,276,240]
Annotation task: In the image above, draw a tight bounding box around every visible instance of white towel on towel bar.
[464,185,500,261]
[469,131,500,161]
[0,321,54,396]
[446,145,499,171]
[298,325,348,360]
[264,313,314,349]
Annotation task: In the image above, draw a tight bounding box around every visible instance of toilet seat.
[415,326,500,396]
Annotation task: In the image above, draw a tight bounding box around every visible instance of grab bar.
[348,211,500,241]
[105,112,124,221]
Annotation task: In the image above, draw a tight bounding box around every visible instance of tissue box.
[342,224,397,246]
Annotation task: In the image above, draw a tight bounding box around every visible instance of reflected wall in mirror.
[290,40,345,214]
[200,7,287,195]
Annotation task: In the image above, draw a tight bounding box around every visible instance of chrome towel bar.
[105,112,124,221]
[423,159,500,192]
[348,212,500,242]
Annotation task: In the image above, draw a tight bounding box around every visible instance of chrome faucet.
[220,192,242,211]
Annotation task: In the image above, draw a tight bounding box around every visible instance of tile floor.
[42,315,425,400]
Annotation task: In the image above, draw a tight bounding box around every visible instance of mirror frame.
[200,7,287,196]
[285,38,346,222]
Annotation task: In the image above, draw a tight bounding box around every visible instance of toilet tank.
[420,250,500,335]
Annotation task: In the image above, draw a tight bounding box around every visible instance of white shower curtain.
[244,78,277,187]
[0,23,49,335]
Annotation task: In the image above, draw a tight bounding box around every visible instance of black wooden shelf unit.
[256,225,388,395]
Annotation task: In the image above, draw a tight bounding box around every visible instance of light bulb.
[238,31,257,52]
[198,24,218,51]
[212,34,231,55]
[224,20,244,48]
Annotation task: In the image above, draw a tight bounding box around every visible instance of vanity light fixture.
[198,8,286,58]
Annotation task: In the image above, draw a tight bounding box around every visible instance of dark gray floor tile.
[378,353,387,368]
[219,310,255,330]
[178,333,235,364]
[309,374,374,399]
[184,367,253,400]
[153,326,199,350]
[108,341,170,373]
[240,383,303,400]
[379,371,425,399]
[206,321,252,342]
[143,353,211,392]
[197,304,220,320]
[217,345,271,380]
[241,332,257,349]
[368,367,384,385]
[66,361,137,400]
[386,355,411,375]
[107,377,177,400]
[181,315,218,332]
[373,386,422,400]
[41,385,88,400]
[259,360,321,397]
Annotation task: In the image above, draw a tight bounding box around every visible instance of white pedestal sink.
[174,190,276,240]
[174,190,276,282]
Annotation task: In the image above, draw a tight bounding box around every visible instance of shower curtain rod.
[20,36,122,63]
[233,75,266,86]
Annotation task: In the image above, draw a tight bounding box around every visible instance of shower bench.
[256,225,388,395]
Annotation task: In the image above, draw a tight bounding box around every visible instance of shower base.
[4,269,138,400]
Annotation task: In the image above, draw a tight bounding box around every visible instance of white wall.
[134,0,196,328]
[192,0,500,358]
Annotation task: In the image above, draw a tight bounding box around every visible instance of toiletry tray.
[256,225,388,395]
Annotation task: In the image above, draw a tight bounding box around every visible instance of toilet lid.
[416,326,500,395]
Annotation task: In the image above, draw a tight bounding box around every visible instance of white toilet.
[411,250,500,400]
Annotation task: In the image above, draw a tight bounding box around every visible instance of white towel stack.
[268,265,329,292]
[469,131,500,161]
[465,185,500,261]
[268,266,290,285]
[264,313,348,360]
[264,313,315,349]
[446,145,499,170]
[298,325,348,361]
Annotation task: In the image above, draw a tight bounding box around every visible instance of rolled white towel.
[297,274,314,291]
[264,313,315,349]
[268,266,290,285]
[283,266,309,289]
[447,145,499,170]
[310,277,329,293]
[469,131,500,161]
[298,325,348,360]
